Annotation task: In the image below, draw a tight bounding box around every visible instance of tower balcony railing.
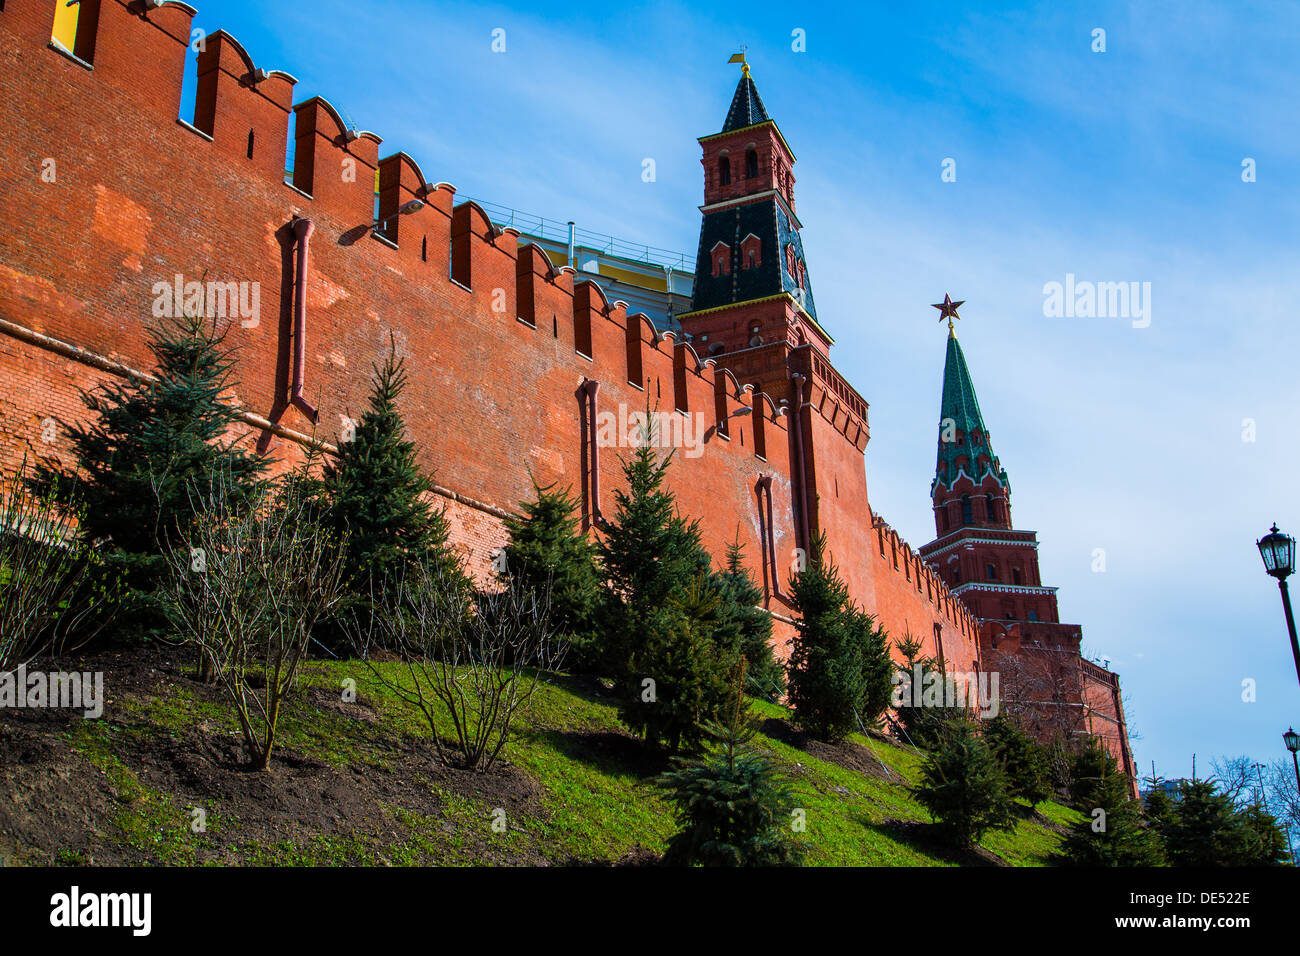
[462,196,694,273]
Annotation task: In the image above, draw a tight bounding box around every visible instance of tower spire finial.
[931,293,964,337]
[728,47,749,77]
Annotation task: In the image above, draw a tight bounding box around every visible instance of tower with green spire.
[919,311,1063,629]
[919,310,1134,786]
[931,330,1011,525]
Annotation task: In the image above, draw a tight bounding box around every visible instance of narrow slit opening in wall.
[283,110,296,185]
[552,316,557,338]
[178,31,200,125]
[247,129,255,160]
[421,236,427,262]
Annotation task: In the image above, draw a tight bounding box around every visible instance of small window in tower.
[961,497,973,524]
[1012,567,1021,585]
[953,565,962,583]
[986,563,997,581]
[745,149,758,178]
[719,155,731,187]
[711,241,731,277]
[1028,609,1038,622]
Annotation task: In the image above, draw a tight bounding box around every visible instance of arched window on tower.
[718,155,731,186]
[961,497,973,525]
[745,148,758,178]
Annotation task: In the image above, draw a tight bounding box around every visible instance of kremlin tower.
[919,305,1135,782]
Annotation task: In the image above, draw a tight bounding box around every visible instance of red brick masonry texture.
[0,0,1131,780]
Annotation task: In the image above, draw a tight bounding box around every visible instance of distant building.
[462,198,693,332]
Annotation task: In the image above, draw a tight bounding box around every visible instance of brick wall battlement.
[2,0,999,677]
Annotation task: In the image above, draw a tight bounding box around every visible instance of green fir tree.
[984,714,1052,807]
[31,313,267,632]
[891,634,967,751]
[914,722,1015,849]
[501,480,601,671]
[1164,779,1254,866]
[1062,765,1165,867]
[1068,737,1116,810]
[1236,801,1292,866]
[786,533,893,742]
[597,437,731,750]
[656,662,805,866]
[710,538,785,702]
[1142,774,1178,847]
[322,341,463,628]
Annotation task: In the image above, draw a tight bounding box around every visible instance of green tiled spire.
[933,332,1008,492]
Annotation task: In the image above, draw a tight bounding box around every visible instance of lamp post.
[1256,523,1300,691]
[1285,727,1300,796]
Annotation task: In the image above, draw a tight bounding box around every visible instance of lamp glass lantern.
[1257,524,1296,580]
[1285,727,1300,755]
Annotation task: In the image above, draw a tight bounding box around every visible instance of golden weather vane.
[931,293,964,337]
[728,47,750,77]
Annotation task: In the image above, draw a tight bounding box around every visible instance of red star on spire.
[931,294,964,335]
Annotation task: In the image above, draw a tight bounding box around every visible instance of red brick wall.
[0,0,799,634]
[0,0,1037,693]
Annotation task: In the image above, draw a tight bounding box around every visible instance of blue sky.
[187,0,1300,780]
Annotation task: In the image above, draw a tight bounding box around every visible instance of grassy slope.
[54,658,1083,866]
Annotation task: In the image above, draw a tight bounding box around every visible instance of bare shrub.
[352,563,566,772]
[162,471,346,770]
[0,461,111,672]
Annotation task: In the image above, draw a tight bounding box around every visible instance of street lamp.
[1257,523,1300,690]
[1284,727,1300,796]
